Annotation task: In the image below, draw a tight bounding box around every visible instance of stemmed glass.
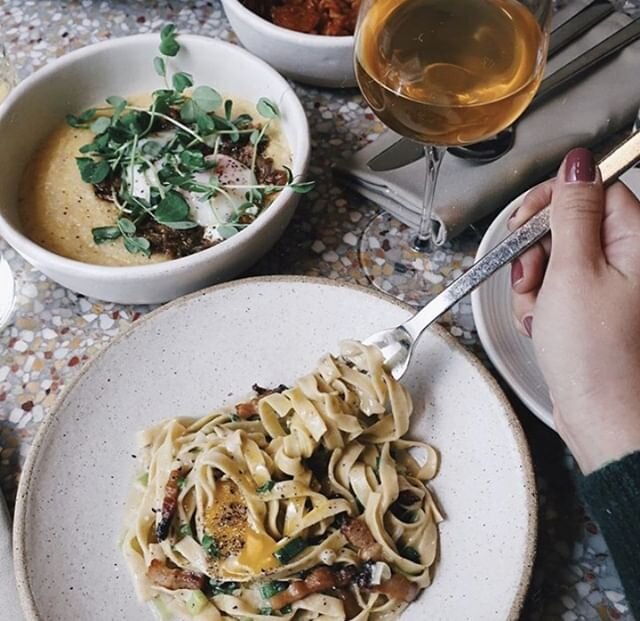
[0,45,17,331]
[354,0,552,303]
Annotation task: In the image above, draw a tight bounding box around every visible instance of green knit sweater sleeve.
[580,451,640,619]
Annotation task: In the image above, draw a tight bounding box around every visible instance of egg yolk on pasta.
[237,528,279,573]
[204,480,248,557]
[204,478,279,573]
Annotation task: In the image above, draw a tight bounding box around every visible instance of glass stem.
[413,145,445,252]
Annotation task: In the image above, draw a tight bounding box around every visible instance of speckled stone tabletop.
[1,1,639,620]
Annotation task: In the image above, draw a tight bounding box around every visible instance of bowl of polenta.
[0,26,310,303]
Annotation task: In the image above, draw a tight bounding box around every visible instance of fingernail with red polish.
[523,315,533,338]
[564,148,596,183]
[511,258,523,287]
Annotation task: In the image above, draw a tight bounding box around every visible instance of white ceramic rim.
[221,0,355,45]
[13,275,537,621]
[470,197,556,428]
[472,169,640,429]
[0,34,311,283]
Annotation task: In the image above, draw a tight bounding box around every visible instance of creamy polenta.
[19,95,291,267]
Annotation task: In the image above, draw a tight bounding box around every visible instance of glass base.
[358,212,479,308]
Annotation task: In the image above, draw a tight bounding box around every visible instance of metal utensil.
[367,14,640,172]
[365,130,640,379]
[449,16,640,162]
[547,0,615,56]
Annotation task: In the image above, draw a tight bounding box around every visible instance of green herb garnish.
[259,581,288,599]
[201,534,219,559]
[209,580,240,595]
[67,23,314,258]
[256,480,276,494]
[400,546,421,564]
[273,538,308,565]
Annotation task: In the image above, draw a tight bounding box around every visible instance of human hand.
[508,148,640,474]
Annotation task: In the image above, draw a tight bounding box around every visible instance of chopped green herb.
[201,534,219,559]
[177,476,188,490]
[258,608,274,616]
[209,580,240,595]
[400,546,421,564]
[178,523,192,539]
[259,581,288,599]
[256,480,276,494]
[280,604,293,614]
[401,510,418,523]
[273,538,308,565]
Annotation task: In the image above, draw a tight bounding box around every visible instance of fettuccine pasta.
[122,342,442,621]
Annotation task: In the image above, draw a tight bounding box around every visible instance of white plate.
[471,168,640,429]
[14,277,536,621]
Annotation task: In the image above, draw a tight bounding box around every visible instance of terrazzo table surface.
[1,1,639,620]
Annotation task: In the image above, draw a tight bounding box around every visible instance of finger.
[511,289,537,338]
[507,180,554,231]
[602,181,640,232]
[511,242,548,294]
[602,181,640,273]
[549,148,605,267]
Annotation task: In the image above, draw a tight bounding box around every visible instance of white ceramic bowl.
[0,35,310,304]
[471,168,640,429]
[221,0,356,88]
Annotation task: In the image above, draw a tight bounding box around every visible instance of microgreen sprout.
[67,23,314,257]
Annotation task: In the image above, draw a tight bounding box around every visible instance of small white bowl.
[0,35,310,304]
[221,0,356,88]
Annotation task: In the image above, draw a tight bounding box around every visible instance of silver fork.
[365,131,640,379]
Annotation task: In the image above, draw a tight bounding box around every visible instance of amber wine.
[355,0,547,145]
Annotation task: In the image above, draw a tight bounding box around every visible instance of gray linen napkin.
[336,2,640,244]
[0,493,24,620]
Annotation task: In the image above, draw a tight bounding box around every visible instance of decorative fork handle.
[402,131,640,342]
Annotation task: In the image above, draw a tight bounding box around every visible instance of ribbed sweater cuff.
[580,450,640,620]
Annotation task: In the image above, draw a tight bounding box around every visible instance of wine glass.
[354,0,552,304]
[0,45,17,331]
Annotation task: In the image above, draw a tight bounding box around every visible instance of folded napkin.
[0,493,24,620]
[336,1,640,244]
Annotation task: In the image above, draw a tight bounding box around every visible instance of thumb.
[549,147,605,267]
